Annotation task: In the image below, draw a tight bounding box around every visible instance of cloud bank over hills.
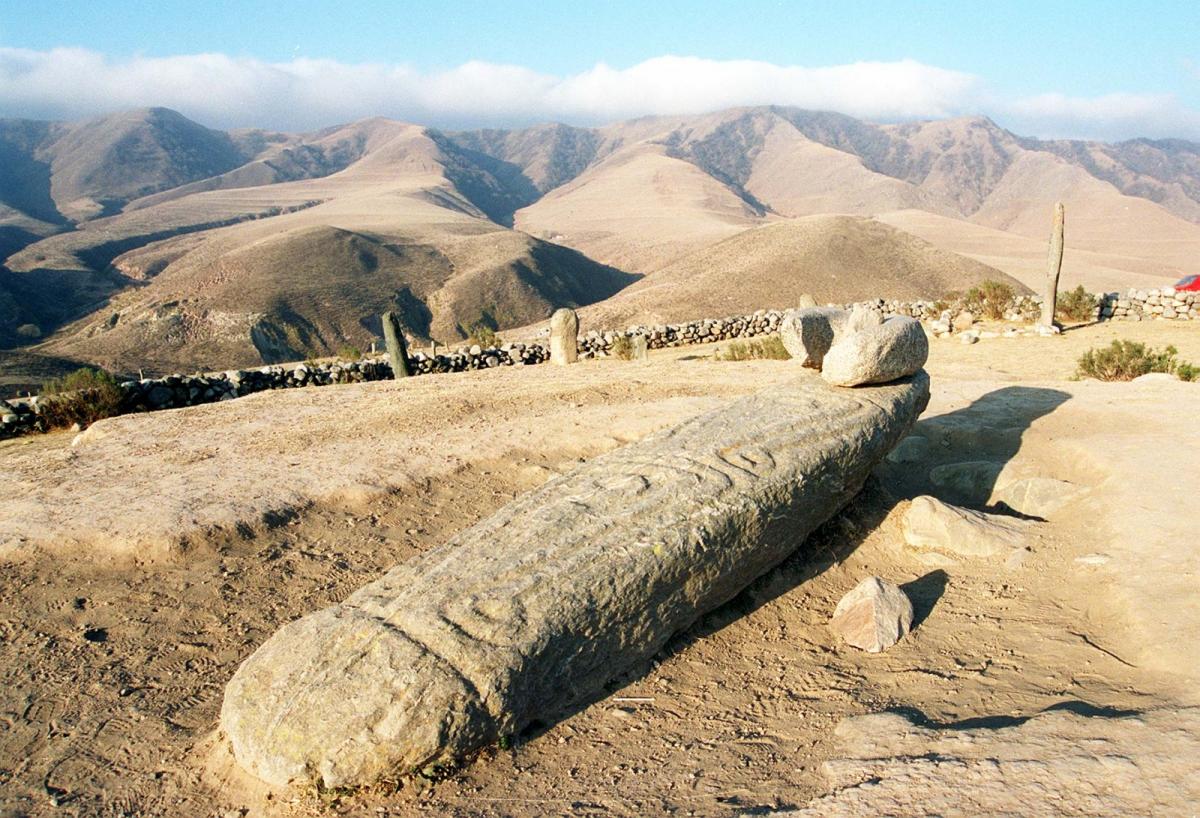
[2,47,1198,140]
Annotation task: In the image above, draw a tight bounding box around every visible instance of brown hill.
[514,107,1196,288]
[3,105,1200,376]
[44,221,631,374]
[32,123,633,373]
[0,107,248,225]
[515,143,762,273]
[877,209,1180,294]
[577,215,1028,328]
[969,152,1200,277]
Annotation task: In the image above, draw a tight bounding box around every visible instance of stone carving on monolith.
[221,371,930,788]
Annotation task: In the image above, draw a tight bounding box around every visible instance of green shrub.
[964,280,1015,320]
[716,336,791,361]
[1057,285,1096,323]
[468,324,500,348]
[611,334,635,360]
[1076,340,1197,381]
[337,344,363,361]
[39,367,125,429]
[1173,361,1199,382]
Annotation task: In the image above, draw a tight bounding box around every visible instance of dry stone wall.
[1100,287,1200,321]
[1,286,1193,440]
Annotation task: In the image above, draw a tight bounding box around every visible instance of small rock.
[886,435,931,464]
[959,331,979,345]
[902,495,1031,558]
[928,461,1003,505]
[993,476,1084,518]
[1005,546,1032,570]
[846,305,884,334]
[779,307,845,368]
[951,311,975,332]
[831,576,914,653]
[797,293,817,308]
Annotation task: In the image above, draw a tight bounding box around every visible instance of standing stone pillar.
[549,308,579,365]
[1040,202,1065,327]
[381,312,411,379]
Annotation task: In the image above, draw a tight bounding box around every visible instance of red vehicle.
[1175,274,1200,292]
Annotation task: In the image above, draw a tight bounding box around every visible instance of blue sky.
[2,0,1198,139]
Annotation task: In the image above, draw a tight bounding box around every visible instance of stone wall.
[1099,287,1199,321]
[2,287,1194,440]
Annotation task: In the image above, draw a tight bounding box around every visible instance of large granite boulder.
[821,316,929,387]
[779,307,850,368]
[222,372,930,788]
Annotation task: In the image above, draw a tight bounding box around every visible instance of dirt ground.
[1,320,1198,817]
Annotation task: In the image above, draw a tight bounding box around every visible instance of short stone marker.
[221,371,930,788]
[831,576,914,653]
[631,334,649,361]
[549,307,579,365]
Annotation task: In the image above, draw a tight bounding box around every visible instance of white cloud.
[0,46,1196,141]
[999,91,1200,142]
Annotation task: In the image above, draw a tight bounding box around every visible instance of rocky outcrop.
[902,495,1033,558]
[993,476,1084,518]
[786,707,1200,816]
[221,371,931,788]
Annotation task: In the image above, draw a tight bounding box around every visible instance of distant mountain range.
[1,105,1198,377]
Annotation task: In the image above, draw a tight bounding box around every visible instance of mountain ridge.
[1,104,1197,375]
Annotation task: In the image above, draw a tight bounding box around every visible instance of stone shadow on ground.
[901,570,948,628]
[879,385,1072,511]
[883,699,1141,732]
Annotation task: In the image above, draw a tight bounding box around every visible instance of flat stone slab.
[221,372,930,788]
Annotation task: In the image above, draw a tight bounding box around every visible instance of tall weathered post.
[381,311,411,379]
[549,307,579,365]
[1040,202,1065,327]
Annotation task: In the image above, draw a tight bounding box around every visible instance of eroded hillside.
[2,105,1198,374]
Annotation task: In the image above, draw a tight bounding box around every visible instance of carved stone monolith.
[631,334,649,361]
[549,308,578,365]
[381,311,410,378]
[1040,202,1065,327]
[221,372,930,788]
